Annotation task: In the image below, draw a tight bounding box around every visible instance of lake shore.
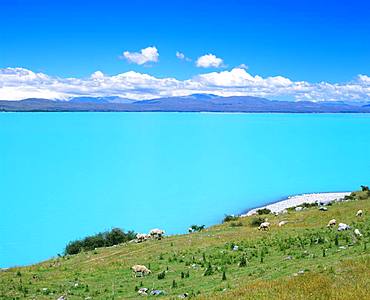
[242,192,352,216]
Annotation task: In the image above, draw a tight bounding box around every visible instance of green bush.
[301,202,318,208]
[172,279,177,288]
[157,271,166,280]
[250,217,265,227]
[223,214,239,223]
[65,228,136,255]
[222,271,227,281]
[65,240,84,255]
[361,185,369,192]
[256,208,271,215]
[239,256,247,267]
[204,263,214,276]
[190,225,205,232]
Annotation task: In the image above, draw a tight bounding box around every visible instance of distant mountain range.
[1,94,370,113]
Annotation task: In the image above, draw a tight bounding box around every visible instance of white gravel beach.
[243,192,351,216]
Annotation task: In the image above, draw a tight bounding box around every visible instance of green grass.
[1,190,370,299]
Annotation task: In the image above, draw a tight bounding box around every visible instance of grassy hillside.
[1,190,370,299]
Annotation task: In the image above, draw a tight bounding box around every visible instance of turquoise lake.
[1,113,370,267]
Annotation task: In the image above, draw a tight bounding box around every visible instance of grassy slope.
[1,191,370,300]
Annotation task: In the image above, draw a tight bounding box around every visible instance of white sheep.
[131,265,151,277]
[354,229,363,237]
[258,222,270,230]
[138,288,149,295]
[136,233,151,242]
[327,219,336,227]
[356,210,363,217]
[278,221,288,227]
[149,228,165,239]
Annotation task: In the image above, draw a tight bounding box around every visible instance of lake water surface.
[1,113,370,267]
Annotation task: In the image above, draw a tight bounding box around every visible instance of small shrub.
[301,202,318,208]
[64,228,136,255]
[190,225,205,232]
[204,263,214,276]
[222,271,227,281]
[250,217,265,227]
[256,208,271,215]
[361,185,369,192]
[172,279,177,288]
[223,214,239,223]
[260,249,265,263]
[157,271,166,280]
[239,256,247,267]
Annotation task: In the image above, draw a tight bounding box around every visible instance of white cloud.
[0,67,369,102]
[176,51,185,60]
[122,46,159,65]
[358,74,370,84]
[196,54,223,68]
[90,70,105,79]
[176,51,191,62]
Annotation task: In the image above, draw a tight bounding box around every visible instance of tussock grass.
[1,190,369,299]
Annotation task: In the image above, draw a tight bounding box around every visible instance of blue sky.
[0,0,370,101]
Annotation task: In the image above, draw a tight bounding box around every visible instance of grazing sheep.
[131,265,151,277]
[258,222,270,230]
[278,221,288,227]
[356,210,363,217]
[150,228,165,239]
[354,229,363,237]
[338,223,351,231]
[295,206,303,211]
[327,219,336,227]
[319,206,328,211]
[138,287,149,295]
[136,233,151,242]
